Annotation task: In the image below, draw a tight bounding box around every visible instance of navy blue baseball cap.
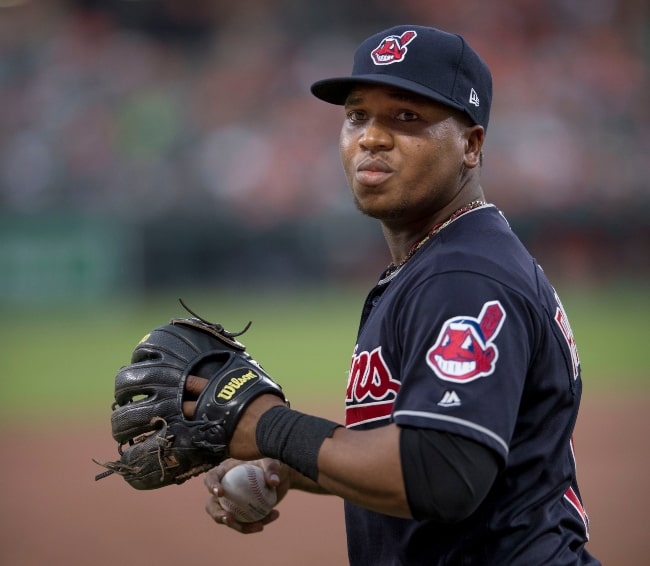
[311,25,492,130]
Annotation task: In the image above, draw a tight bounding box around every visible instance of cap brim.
[310,74,465,115]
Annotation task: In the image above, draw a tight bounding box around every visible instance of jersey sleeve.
[390,270,541,463]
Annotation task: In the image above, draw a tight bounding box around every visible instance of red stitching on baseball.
[247,466,271,506]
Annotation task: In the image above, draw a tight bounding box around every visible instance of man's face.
[339,84,471,227]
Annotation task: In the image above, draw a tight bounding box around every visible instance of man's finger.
[185,374,209,397]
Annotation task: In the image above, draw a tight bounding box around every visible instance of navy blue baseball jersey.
[344,205,600,565]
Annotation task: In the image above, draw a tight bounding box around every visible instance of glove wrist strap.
[255,405,340,482]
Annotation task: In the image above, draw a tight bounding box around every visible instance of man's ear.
[463,125,485,169]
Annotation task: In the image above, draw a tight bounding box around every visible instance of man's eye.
[397,110,419,121]
[346,110,366,122]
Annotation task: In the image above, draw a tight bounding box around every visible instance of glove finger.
[111,396,179,443]
[113,360,184,405]
[111,360,187,442]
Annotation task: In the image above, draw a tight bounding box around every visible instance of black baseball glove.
[94,303,287,490]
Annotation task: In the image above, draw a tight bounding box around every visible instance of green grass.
[0,283,647,424]
[0,288,364,423]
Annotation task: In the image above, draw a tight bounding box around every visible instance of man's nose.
[359,119,393,152]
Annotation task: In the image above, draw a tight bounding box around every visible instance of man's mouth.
[355,158,393,186]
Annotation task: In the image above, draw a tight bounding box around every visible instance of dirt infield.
[1,394,647,566]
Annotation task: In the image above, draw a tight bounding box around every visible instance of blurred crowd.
[1,0,648,227]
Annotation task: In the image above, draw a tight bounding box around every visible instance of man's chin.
[354,198,404,222]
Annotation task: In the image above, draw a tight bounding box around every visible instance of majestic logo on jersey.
[346,345,400,427]
[427,301,506,383]
[371,30,417,65]
[438,390,462,407]
[553,290,580,380]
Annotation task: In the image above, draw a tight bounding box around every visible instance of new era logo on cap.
[469,88,480,107]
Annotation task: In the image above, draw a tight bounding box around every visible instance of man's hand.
[204,458,289,534]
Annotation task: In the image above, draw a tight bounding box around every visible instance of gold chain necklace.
[384,199,487,279]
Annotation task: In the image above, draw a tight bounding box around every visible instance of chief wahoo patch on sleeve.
[426,301,506,383]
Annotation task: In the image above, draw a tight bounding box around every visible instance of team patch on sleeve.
[426,300,506,383]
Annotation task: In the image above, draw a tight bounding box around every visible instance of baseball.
[218,464,278,523]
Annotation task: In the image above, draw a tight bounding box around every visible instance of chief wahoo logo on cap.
[370,30,417,65]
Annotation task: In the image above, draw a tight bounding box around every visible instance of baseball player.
[198,25,601,565]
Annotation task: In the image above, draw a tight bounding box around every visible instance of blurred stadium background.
[0,0,648,303]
